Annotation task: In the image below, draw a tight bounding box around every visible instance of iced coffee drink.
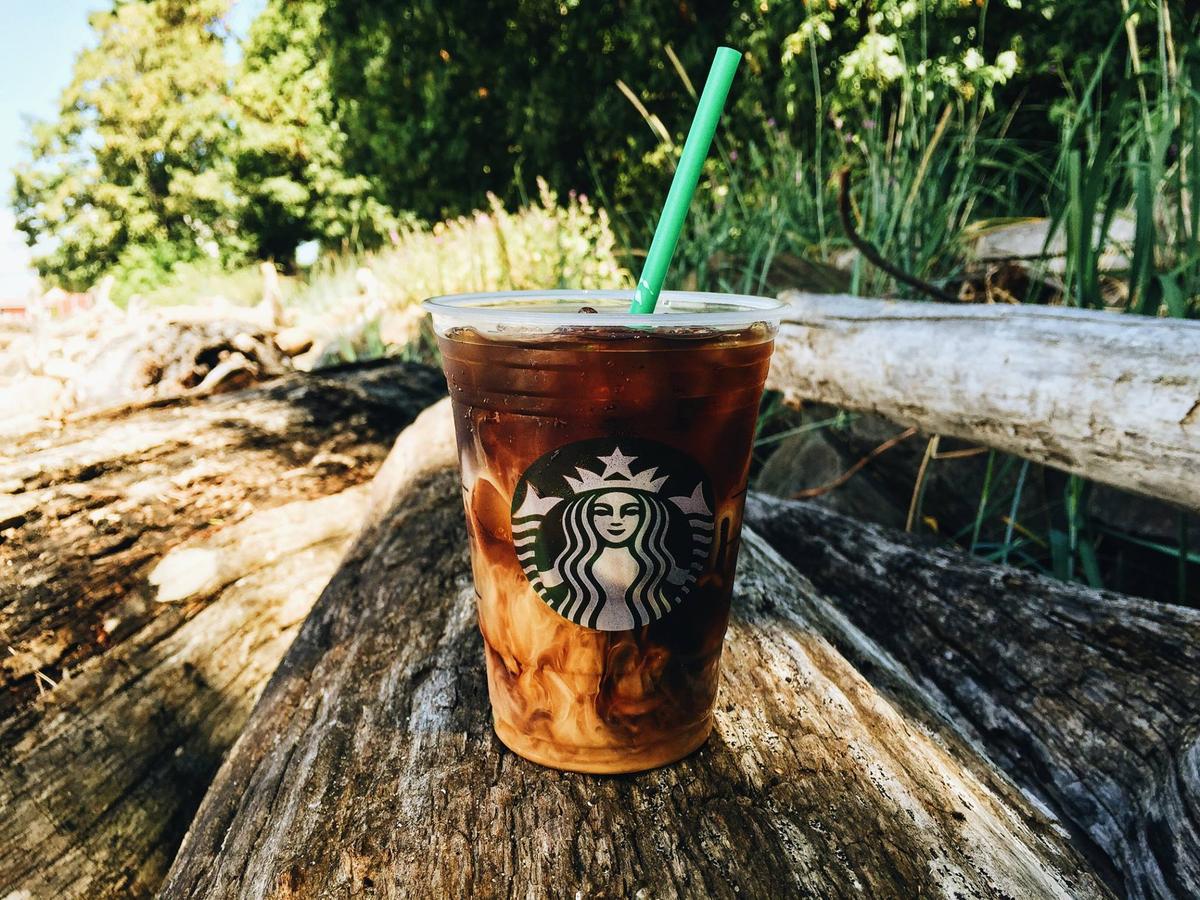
[425,290,781,773]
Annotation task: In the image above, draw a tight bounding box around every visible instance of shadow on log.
[745,494,1200,900]
[0,361,445,898]
[160,401,1108,899]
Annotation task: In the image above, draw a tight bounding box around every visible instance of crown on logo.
[563,448,668,495]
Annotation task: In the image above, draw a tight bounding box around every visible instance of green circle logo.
[511,438,715,631]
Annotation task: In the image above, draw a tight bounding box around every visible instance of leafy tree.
[11,0,240,290]
[233,0,402,263]
[322,0,738,222]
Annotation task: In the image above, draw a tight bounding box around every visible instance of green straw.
[629,46,741,315]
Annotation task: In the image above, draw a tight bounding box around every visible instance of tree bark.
[745,493,1200,900]
[767,293,1200,511]
[0,360,445,899]
[159,401,1109,900]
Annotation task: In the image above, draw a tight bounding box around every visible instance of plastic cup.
[424,290,782,773]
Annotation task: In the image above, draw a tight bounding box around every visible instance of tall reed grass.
[291,179,630,315]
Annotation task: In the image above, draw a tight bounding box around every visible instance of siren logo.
[511,437,715,631]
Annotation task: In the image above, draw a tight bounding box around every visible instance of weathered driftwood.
[69,317,292,409]
[0,360,444,898]
[745,494,1200,900]
[160,401,1108,899]
[767,293,1200,511]
[1,315,300,437]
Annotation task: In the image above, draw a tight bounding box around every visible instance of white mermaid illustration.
[512,446,713,630]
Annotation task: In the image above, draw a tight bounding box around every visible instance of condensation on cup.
[424,290,782,773]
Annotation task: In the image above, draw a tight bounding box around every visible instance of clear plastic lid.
[422,290,784,335]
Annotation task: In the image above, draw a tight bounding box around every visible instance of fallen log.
[160,401,1109,899]
[745,494,1200,900]
[1,315,299,437]
[0,360,445,898]
[767,293,1200,511]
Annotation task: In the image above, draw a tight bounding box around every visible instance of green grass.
[115,259,275,309]
[115,182,632,371]
[289,179,630,318]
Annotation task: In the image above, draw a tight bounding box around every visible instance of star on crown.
[563,448,669,495]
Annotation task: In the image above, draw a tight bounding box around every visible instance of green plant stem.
[1180,513,1191,605]
[1000,460,1030,566]
[969,450,997,554]
[810,42,826,245]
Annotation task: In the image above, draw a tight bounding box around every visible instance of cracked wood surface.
[767,293,1200,511]
[159,401,1108,900]
[746,494,1200,900]
[0,361,444,898]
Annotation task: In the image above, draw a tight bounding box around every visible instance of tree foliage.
[322,0,738,221]
[12,0,239,290]
[233,0,401,262]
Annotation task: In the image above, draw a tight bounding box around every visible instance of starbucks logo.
[510,437,715,631]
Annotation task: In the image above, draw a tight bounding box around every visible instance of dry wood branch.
[768,293,1200,511]
[790,425,918,499]
[837,168,961,304]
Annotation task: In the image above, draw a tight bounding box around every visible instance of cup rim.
[422,289,785,329]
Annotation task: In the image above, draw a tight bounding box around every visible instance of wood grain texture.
[0,361,444,898]
[160,403,1108,900]
[746,493,1200,900]
[767,293,1200,511]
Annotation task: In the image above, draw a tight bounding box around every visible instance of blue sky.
[0,0,265,297]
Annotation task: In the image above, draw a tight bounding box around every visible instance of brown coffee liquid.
[439,323,774,773]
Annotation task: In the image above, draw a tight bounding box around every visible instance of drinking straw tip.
[630,47,742,315]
